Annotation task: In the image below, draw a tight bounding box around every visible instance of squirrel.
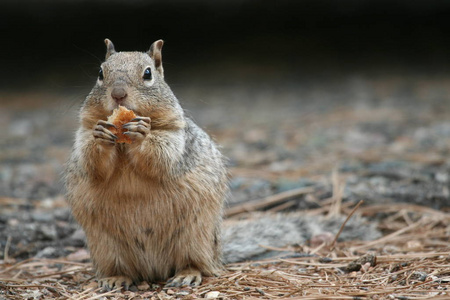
[64,39,228,290]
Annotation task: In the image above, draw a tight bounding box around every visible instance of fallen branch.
[225,186,315,217]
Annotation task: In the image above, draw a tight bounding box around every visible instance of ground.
[0,70,449,298]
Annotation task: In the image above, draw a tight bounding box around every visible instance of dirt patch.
[1,202,448,299]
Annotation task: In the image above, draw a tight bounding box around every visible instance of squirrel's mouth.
[106,98,151,119]
[108,101,135,114]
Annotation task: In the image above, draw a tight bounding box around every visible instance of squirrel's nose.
[111,87,128,104]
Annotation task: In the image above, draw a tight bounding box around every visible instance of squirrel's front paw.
[93,120,117,146]
[123,117,151,142]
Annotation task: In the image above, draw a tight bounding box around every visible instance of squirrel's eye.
[143,67,152,80]
[98,68,104,81]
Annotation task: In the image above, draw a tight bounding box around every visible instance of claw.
[98,276,133,292]
[123,131,145,141]
[94,126,118,139]
[98,120,117,129]
[95,125,117,136]
[130,117,151,124]
[93,121,118,146]
[122,118,150,141]
[165,268,202,288]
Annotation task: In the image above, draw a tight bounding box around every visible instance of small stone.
[83,281,98,290]
[137,282,150,291]
[20,290,42,299]
[389,275,398,282]
[255,288,265,295]
[36,247,57,258]
[66,249,90,261]
[129,286,138,292]
[69,228,86,244]
[37,224,58,240]
[205,291,220,298]
[412,271,428,282]
[346,262,362,272]
[390,263,402,273]
[406,240,422,249]
[53,208,71,221]
[361,262,371,273]
[310,232,334,248]
[176,291,190,297]
[10,119,33,137]
[435,172,448,183]
[346,254,377,272]
[383,245,400,254]
[166,289,175,295]
[7,218,19,227]
[319,257,333,263]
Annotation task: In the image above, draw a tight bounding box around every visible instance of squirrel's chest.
[86,178,181,235]
[79,148,191,226]
[91,160,185,212]
[108,150,150,186]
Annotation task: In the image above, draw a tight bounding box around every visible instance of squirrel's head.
[93,38,173,114]
[82,39,184,130]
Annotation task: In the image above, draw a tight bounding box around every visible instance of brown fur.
[65,39,227,288]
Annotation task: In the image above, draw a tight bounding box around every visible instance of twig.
[4,236,12,261]
[310,241,327,255]
[267,200,297,213]
[330,200,364,249]
[225,186,315,217]
[0,257,34,274]
[352,219,424,251]
[328,168,343,217]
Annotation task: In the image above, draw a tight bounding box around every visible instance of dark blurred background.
[2,0,450,202]
[1,0,450,91]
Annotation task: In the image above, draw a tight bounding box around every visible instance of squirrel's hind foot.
[98,276,133,291]
[165,268,202,287]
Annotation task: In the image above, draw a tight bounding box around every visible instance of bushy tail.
[222,212,380,264]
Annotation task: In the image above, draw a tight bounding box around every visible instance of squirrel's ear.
[148,40,164,74]
[104,39,116,60]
